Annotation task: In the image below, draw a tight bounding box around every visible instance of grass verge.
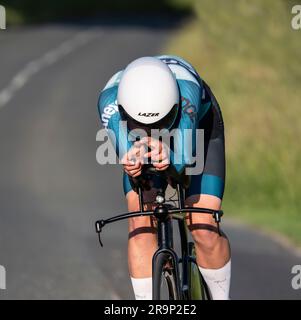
[165,0,301,245]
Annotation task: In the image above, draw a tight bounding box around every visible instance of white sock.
[130,277,152,300]
[198,260,231,300]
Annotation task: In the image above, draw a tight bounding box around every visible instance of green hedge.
[166,0,301,245]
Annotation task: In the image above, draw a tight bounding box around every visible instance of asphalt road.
[0,21,300,300]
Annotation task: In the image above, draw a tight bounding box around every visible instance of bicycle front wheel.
[153,252,180,300]
[188,242,211,300]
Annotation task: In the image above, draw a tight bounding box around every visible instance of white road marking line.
[0,30,100,110]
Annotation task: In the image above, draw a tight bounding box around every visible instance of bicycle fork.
[152,204,182,299]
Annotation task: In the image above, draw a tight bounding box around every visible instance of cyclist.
[98,56,231,300]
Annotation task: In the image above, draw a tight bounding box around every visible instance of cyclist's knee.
[185,194,222,252]
[126,190,158,242]
[126,189,157,212]
[190,229,220,252]
[128,216,157,245]
[128,216,154,232]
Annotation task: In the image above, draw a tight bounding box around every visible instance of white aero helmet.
[117,57,179,133]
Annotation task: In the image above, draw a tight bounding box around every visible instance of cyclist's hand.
[141,137,170,171]
[121,142,145,177]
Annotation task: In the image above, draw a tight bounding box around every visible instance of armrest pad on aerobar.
[129,165,165,192]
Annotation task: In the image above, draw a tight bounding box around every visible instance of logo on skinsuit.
[101,103,118,129]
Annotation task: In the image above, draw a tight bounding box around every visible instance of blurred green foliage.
[167,0,301,244]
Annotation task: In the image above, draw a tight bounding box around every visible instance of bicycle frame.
[95,181,223,300]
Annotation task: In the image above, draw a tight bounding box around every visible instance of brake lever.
[213,210,223,223]
[95,220,105,247]
[98,234,103,247]
[212,210,223,236]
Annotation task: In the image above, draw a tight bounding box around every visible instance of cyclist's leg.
[124,173,167,300]
[127,189,157,300]
[127,187,158,277]
[185,83,231,299]
[185,193,231,300]
[186,194,230,268]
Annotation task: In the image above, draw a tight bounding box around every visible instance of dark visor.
[118,104,179,135]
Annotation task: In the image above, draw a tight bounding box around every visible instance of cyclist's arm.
[169,79,211,176]
[97,86,132,161]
